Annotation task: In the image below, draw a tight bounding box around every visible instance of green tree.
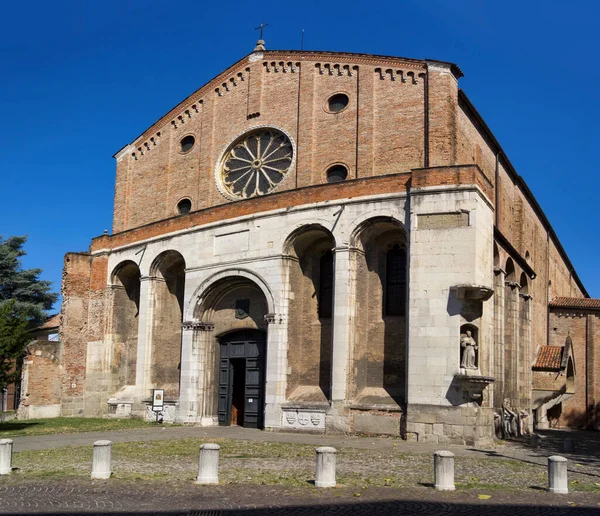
[0,300,31,419]
[0,300,29,390]
[0,236,57,325]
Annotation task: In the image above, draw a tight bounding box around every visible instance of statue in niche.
[460,329,478,369]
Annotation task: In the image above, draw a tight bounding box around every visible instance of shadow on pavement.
[1,500,599,516]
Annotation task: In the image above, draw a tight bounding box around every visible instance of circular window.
[180,135,195,153]
[326,165,348,183]
[177,198,192,215]
[327,93,349,113]
[219,128,294,199]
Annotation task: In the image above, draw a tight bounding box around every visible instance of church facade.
[35,42,596,443]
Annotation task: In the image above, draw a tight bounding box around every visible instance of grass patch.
[7,436,598,493]
[0,417,156,437]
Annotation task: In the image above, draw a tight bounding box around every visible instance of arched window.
[385,244,406,316]
[318,250,334,318]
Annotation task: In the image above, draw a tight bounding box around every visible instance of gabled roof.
[550,297,600,310]
[114,48,459,156]
[533,346,563,370]
[29,314,60,332]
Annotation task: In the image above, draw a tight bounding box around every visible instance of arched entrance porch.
[179,272,275,428]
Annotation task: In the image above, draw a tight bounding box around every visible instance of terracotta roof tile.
[30,314,61,332]
[534,346,563,370]
[549,297,600,309]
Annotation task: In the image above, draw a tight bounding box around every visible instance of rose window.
[219,129,293,199]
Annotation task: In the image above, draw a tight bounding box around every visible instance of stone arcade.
[21,40,598,443]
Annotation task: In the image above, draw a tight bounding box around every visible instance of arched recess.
[503,257,519,407]
[350,216,407,406]
[193,275,270,427]
[109,260,141,390]
[493,244,500,269]
[284,225,335,403]
[518,272,531,406]
[150,250,186,398]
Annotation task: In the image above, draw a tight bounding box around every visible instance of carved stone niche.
[453,374,495,405]
[450,284,494,301]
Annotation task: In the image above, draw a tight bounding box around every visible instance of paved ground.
[0,481,599,515]
[2,426,600,514]
[11,424,600,472]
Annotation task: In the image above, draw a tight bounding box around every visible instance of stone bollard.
[0,439,13,475]
[433,451,455,491]
[196,443,220,484]
[91,440,112,480]
[547,456,568,494]
[562,437,575,453]
[315,447,337,488]
[530,434,542,449]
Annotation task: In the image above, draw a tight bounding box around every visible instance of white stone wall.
[407,186,494,406]
[97,193,408,429]
[90,186,494,437]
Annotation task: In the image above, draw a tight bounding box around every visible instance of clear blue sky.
[1,0,599,311]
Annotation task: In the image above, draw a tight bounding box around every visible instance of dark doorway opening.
[218,330,266,429]
[230,359,246,426]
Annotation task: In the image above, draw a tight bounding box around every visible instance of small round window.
[180,135,195,153]
[326,165,348,183]
[177,198,192,215]
[327,93,349,113]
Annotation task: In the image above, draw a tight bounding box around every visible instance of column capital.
[264,313,285,325]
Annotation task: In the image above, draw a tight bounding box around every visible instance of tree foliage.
[0,300,30,390]
[0,236,57,325]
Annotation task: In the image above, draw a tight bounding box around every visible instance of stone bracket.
[450,284,494,301]
[453,374,495,404]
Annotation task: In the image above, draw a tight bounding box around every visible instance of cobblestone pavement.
[0,481,599,515]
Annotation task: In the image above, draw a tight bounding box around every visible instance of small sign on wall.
[152,389,165,412]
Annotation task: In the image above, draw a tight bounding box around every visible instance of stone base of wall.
[17,404,61,419]
[404,403,494,445]
[60,395,86,417]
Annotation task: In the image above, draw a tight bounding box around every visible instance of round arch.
[349,215,407,250]
[185,268,276,321]
[282,222,336,255]
[110,260,141,287]
[149,249,186,278]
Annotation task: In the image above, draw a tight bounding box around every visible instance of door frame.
[217,329,266,428]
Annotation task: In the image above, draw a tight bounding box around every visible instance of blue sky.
[1,0,599,310]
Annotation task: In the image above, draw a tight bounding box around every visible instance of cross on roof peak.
[254,22,268,40]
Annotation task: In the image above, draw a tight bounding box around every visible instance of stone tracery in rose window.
[220,129,293,199]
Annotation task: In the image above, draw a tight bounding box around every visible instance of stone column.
[493,267,505,408]
[134,276,155,404]
[547,456,568,494]
[91,440,112,480]
[264,313,287,429]
[315,446,337,487]
[0,439,13,475]
[330,247,355,403]
[178,322,214,424]
[519,292,532,410]
[433,450,455,491]
[504,281,521,408]
[196,443,220,484]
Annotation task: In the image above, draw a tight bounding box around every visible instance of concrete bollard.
[315,446,337,488]
[196,443,220,484]
[0,439,13,475]
[91,440,112,480]
[547,456,568,494]
[530,434,542,449]
[562,437,575,453]
[434,451,455,491]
